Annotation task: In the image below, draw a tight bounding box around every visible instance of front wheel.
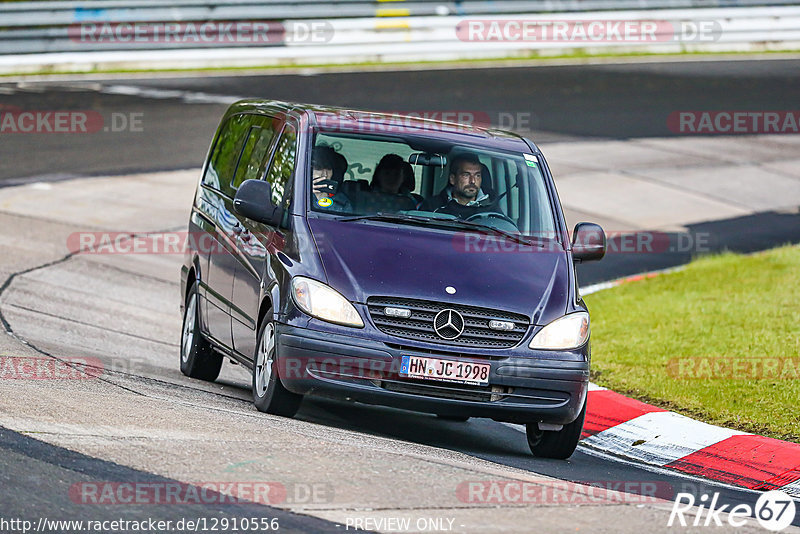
[180,282,223,381]
[525,399,586,459]
[252,317,303,417]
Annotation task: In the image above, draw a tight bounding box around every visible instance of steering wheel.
[466,211,518,228]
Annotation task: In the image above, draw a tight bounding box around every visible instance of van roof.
[225,100,539,153]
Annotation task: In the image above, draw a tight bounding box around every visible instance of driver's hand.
[312,179,328,200]
[312,168,333,199]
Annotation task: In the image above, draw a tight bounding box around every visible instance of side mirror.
[571,222,606,262]
[233,179,283,227]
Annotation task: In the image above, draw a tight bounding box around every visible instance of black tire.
[525,399,586,459]
[252,315,303,417]
[437,414,469,422]
[180,281,223,381]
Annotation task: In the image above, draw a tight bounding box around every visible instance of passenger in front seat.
[311,146,353,213]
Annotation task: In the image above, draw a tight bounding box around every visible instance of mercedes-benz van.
[180,101,606,458]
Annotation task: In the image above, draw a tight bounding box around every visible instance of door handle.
[232,222,243,235]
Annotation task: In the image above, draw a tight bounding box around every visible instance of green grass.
[585,245,800,442]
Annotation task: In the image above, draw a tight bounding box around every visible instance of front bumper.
[275,324,588,424]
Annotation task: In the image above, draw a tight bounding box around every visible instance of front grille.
[367,297,529,349]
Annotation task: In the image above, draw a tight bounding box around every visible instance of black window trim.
[262,121,299,213]
[202,112,283,199]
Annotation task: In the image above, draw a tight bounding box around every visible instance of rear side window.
[264,124,297,208]
[231,117,280,191]
[203,114,252,195]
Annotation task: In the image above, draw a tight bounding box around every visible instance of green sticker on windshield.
[523,153,538,167]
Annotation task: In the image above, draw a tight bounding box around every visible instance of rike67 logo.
[668,491,796,531]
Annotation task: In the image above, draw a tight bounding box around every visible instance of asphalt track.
[2,58,800,181]
[0,427,342,533]
[1,58,800,531]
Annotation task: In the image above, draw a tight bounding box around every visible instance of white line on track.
[6,80,246,106]
[582,411,749,467]
[580,265,687,296]
[98,84,245,105]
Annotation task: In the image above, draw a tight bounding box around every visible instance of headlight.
[529,312,589,350]
[291,277,364,327]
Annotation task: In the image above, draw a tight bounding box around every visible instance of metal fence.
[2,0,800,54]
[1,0,799,73]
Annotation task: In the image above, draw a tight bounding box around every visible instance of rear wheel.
[253,316,303,417]
[180,281,223,381]
[525,399,586,459]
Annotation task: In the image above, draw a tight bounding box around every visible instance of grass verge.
[585,245,800,442]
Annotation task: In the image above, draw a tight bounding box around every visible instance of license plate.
[400,355,490,385]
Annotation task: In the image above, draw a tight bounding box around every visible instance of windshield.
[307,131,558,239]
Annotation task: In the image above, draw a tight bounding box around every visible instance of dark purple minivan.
[180,101,606,459]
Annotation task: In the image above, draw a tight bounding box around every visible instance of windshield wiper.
[337,213,445,224]
[337,213,541,247]
[438,218,540,247]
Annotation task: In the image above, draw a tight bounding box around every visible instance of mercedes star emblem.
[433,309,465,340]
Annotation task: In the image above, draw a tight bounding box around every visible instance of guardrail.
[2,0,800,53]
[0,2,799,73]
